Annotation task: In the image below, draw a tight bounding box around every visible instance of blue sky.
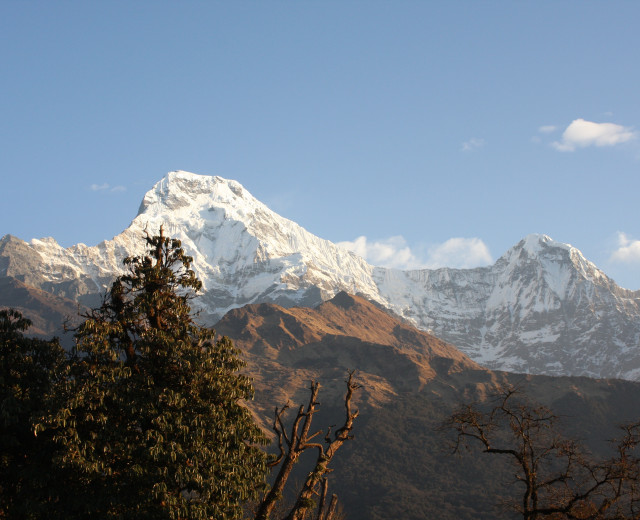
[2,2,640,289]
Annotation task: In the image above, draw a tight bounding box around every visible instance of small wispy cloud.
[461,137,485,152]
[610,232,640,263]
[532,125,558,143]
[336,235,493,270]
[90,183,126,193]
[552,118,636,152]
[538,125,557,134]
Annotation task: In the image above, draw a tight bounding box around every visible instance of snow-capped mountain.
[1,172,381,321]
[2,171,639,379]
[375,235,640,378]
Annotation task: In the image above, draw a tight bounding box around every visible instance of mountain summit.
[132,171,379,312]
[1,171,639,379]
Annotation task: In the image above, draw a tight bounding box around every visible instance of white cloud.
[337,236,493,270]
[90,183,110,191]
[110,185,126,192]
[610,232,640,263]
[425,237,493,269]
[538,125,557,133]
[552,118,636,152]
[337,236,422,269]
[461,137,485,152]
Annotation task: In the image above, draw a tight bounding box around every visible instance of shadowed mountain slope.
[214,292,640,520]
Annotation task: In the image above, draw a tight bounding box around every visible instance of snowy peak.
[124,171,381,319]
[520,233,566,254]
[501,234,574,266]
[138,171,262,221]
[497,233,608,291]
[135,170,349,263]
[513,234,597,274]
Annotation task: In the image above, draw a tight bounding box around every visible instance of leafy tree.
[446,386,640,519]
[44,228,269,519]
[0,309,66,519]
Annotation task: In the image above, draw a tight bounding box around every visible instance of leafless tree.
[445,386,640,519]
[254,372,360,520]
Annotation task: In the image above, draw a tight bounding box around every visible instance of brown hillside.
[217,291,481,369]
[215,292,492,410]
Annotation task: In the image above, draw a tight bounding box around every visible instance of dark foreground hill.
[216,292,640,520]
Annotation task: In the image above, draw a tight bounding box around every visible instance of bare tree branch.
[255,372,360,520]
[444,385,640,519]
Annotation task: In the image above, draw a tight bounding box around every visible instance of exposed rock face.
[2,171,639,379]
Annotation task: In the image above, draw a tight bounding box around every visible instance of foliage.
[446,386,640,519]
[0,309,66,519]
[43,228,269,519]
